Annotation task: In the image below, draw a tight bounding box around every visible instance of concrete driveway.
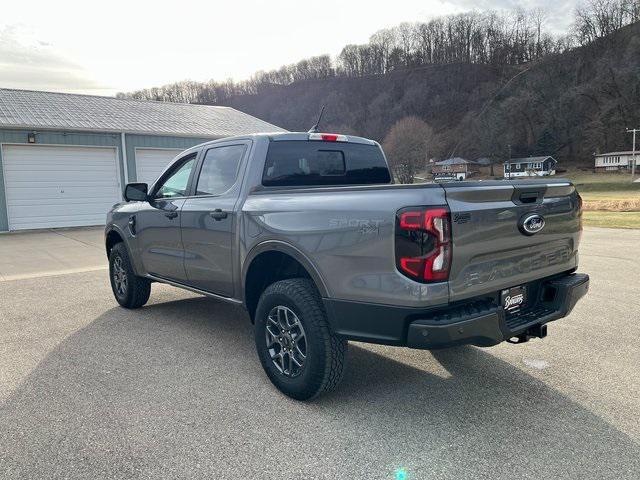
[0,228,639,479]
[0,227,106,281]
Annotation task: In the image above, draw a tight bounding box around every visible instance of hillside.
[221,22,640,166]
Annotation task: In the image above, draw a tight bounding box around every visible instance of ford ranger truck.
[105,132,589,400]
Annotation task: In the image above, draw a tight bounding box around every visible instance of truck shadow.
[2,296,638,479]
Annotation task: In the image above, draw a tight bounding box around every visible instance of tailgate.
[443,180,582,302]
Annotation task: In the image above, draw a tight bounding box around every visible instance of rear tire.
[254,278,347,400]
[109,242,151,309]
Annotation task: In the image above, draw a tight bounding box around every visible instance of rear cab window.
[196,144,246,196]
[262,140,391,187]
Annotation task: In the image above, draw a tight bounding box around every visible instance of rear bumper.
[323,272,589,349]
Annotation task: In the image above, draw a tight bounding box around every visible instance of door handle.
[164,211,178,219]
[210,209,228,220]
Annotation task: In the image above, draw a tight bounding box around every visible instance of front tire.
[254,278,347,400]
[109,242,151,309]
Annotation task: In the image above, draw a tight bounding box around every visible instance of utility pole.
[627,128,639,181]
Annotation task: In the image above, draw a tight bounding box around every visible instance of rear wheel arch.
[243,242,329,322]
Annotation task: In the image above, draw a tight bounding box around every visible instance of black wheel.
[254,278,347,400]
[109,242,151,309]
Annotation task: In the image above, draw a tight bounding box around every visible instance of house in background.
[431,157,479,181]
[594,151,638,172]
[503,156,557,178]
[0,88,284,231]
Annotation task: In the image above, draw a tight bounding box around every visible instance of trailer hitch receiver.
[506,324,548,344]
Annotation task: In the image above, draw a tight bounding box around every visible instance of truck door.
[180,141,250,297]
[136,153,198,282]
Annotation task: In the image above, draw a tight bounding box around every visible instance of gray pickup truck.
[105,132,589,400]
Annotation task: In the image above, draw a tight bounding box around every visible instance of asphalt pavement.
[0,227,639,479]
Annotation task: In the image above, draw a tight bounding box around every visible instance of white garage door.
[135,148,182,186]
[2,145,121,230]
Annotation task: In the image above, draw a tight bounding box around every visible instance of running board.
[145,274,243,306]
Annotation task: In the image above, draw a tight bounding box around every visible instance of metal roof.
[435,157,476,165]
[507,156,556,165]
[0,88,286,137]
[594,151,637,156]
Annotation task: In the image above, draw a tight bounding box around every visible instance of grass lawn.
[557,168,639,227]
[582,211,640,229]
[562,169,640,227]
[562,168,640,196]
[418,166,640,227]
[578,190,640,199]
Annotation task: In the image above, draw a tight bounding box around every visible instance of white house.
[504,156,557,178]
[594,151,638,172]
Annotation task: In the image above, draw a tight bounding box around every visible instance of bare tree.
[574,0,639,44]
[383,117,434,184]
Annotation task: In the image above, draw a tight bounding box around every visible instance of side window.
[155,155,196,199]
[196,145,246,196]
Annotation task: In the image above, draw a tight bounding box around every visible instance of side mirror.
[124,183,148,202]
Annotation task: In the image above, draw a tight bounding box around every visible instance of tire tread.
[257,278,347,400]
[110,243,151,309]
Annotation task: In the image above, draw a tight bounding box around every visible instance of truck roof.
[267,132,378,145]
[190,131,379,151]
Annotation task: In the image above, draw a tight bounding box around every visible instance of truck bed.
[243,178,581,308]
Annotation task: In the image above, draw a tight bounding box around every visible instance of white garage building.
[0,88,284,231]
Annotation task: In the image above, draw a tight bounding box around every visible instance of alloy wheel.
[265,305,307,378]
[112,256,128,297]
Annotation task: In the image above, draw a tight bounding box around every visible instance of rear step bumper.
[323,272,589,349]
[406,273,589,349]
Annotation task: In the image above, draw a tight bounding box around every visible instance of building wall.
[0,129,123,231]
[503,160,556,177]
[594,154,636,169]
[125,134,211,182]
[0,128,214,231]
[432,164,471,174]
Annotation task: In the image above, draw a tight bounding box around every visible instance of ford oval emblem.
[519,213,545,235]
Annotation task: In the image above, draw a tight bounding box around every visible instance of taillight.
[308,133,348,142]
[576,193,583,244]
[577,193,583,215]
[395,206,452,283]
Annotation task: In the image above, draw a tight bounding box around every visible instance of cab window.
[154,155,196,199]
[195,145,246,196]
[262,141,391,187]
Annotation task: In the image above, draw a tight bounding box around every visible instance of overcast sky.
[0,0,577,96]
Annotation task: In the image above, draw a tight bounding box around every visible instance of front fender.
[105,223,144,277]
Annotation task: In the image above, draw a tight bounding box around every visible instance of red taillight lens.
[399,211,423,230]
[400,257,423,277]
[395,206,451,283]
[576,193,583,245]
[577,193,583,215]
[308,132,348,142]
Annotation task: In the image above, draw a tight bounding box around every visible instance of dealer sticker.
[501,285,527,312]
